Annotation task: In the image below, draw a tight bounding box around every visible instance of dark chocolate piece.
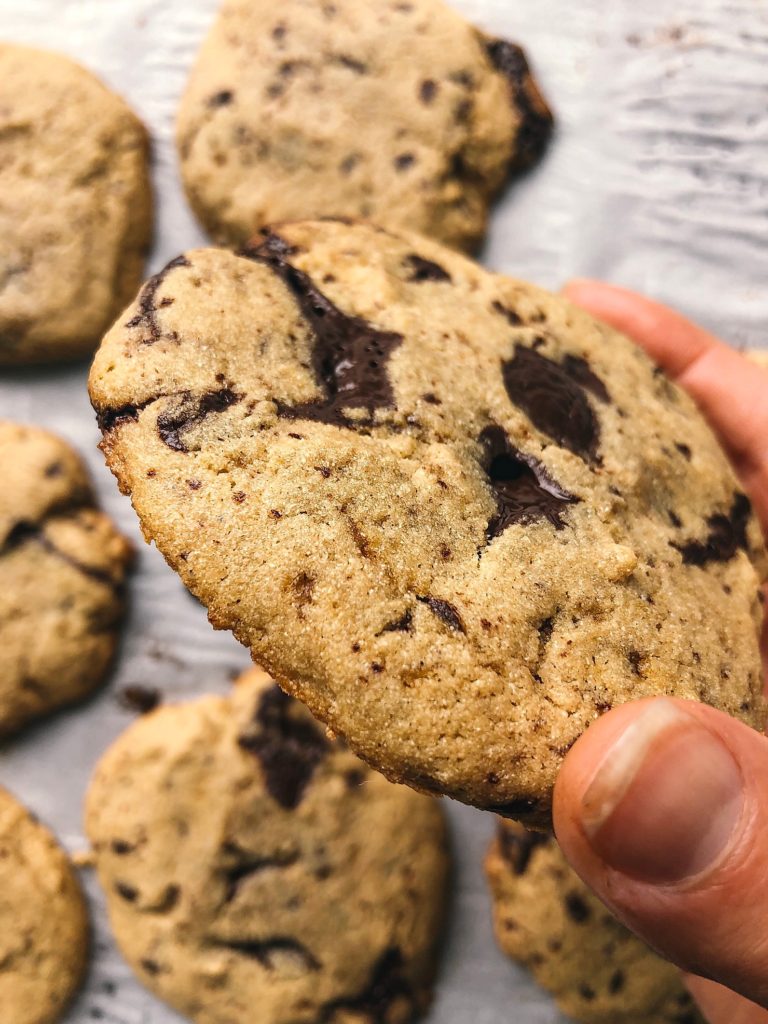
[480,424,578,538]
[502,346,601,462]
[561,354,610,403]
[404,254,452,283]
[564,892,591,923]
[417,596,465,633]
[318,948,414,1024]
[485,39,554,170]
[157,389,241,453]
[119,686,161,715]
[237,685,329,809]
[241,233,403,428]
[222,850,299,903]
[673,493,751,567]
[380,609,413,634]
[125,256,190,344]
[208,90,234,107]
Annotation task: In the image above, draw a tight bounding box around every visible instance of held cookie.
[88,219,767,827]
[0,421,133,735]
[85,668,449,1024]
[0,785,89,1024]
[177,0,553,251]
[485,822,703,1023]
[0,44,152,364]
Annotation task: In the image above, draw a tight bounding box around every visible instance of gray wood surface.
[1,1,766,1021]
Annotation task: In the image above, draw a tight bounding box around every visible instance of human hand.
[554,281,768,1023]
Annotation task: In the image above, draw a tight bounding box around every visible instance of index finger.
[563,280,768,534]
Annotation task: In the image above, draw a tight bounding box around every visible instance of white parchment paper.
[0,1,766,1021]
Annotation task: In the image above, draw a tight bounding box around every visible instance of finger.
[685,975,768,1024]
[562,281,768,531]
[553,697,768,1008]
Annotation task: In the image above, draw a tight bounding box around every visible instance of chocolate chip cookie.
[0,785,89,1024]
[485,822,704,1023]
[177,0,553,251]
[0,44,152,364]
[89,219,767,827]
[0,421,133,734]
[85,668,449,1024]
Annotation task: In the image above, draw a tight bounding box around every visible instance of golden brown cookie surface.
[0,785,89,1024]
[89,220,766,826]
[0,44,152,364]
[177,0,552,251]
[0,421,132,734]
[86,668,449,1024]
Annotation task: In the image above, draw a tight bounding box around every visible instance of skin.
[556,281,768,1024]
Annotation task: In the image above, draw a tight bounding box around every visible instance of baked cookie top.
[89,219,767,827]
[0,44,152,364]
[0,421,133,734]
[0,785,89,1024]
[85,668,449,1024]
[485,822,704,1023]
[177,0,552,251]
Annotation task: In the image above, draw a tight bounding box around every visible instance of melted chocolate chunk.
[609,970,625,994]
[3,521,119,587]
[125,255,190,344]
[485,39,554,170]
[673,493,751,566]
[119,686,161,714]
[420,79,438,104]
[241,233,403,428]
[214,937,320,972]
[498,824,551,874]
[538,617,554,645]
[502,346,601,462]
[237,685,329,809]
[561,354,610,403]
[480,425,578,538]
[404,254,452,283]
[417,596,465,633]
[96,398,151,433]
[157,389,241,452]
[318,948,414,1024]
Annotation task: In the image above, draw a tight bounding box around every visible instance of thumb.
[553,697,768,1009]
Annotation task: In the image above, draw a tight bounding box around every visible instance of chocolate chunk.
[213,937,320,971]
[609,970,625,994]
[111,839,135,855]
[673,493,752,566]
[318,948,414,1024]
[208,90,234,107]
[675,441,692,460]
[222,850,299,903]
[119,686,161,714]
[237,685,329,809]
[4,525,119,588]
[561,354,610,403]
[502,346,601,462]
[492,300,523,326]
[125,255,190,344]
[538,617,554,645]
[417,596,465,633]
[419,79,438,104]
[333,54,368,74]
[564,892,591,923]
[95,400,145,433]
[628,650,643,676]
[380,609,413,633]
[394,152,416,171]
[241,233,403,428]
[2,520,38,554]
[480,424,578,538]
[115,881,138,902]
[157,389,241,452]
[498,824,551,874]
[140,959,162,976]
[404,254,452,283]
[485,39,554,170]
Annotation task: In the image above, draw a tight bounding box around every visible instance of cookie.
[0,421,133,735]
[176,0,553,251]
[0,44,152,364]
[85,667,449,1024]
[0,785,89,1024]
[88,219,767,828]
[485,822,704,1023]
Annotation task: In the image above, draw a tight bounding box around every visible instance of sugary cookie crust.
[89,219,766,826]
